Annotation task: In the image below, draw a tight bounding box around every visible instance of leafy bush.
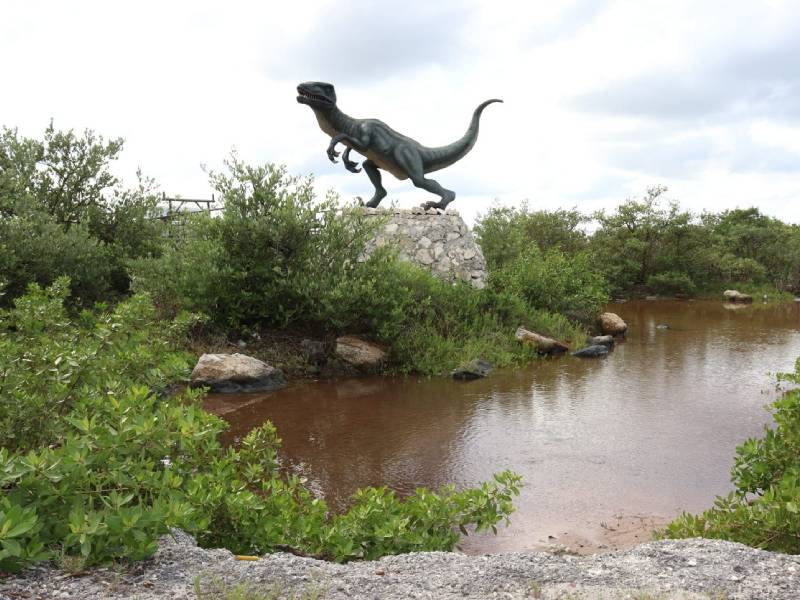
[0,123,164,305]
[0,282,521,572]
[131,157,383,330]
[475,204,587,269]
[0,278,194,450]
[490,246,609,322]
[0,213,116,305]
[660,358,800,553]
[645,271,696,296]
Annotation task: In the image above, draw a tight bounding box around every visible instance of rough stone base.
[361,207,487,289]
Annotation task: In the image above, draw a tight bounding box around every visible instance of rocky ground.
[2,531,798,600]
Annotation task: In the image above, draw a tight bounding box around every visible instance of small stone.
[415,248,434,265]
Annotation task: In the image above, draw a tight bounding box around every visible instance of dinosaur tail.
[421,99,503,173]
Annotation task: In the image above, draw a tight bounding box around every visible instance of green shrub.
[0,278,195,450]
[660,358,800,553]
[645,271,696,296]
[490,246,609,322]
[0,123,165,305]
[475,204,587,269]
[131,158,383,330]
[0,212,116,305]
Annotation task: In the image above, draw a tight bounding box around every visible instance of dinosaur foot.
[421,201,446,211]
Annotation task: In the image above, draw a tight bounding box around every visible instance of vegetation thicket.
[475,185,800,300]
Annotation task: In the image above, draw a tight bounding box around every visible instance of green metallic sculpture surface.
[297,82,502,210]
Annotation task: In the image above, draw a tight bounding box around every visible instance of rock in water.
[452,359,492,380]
[572,345,609,358]
[599,312,628,336]
[335,336,387,369]
[723,289,753,303]
[656,324,670,330]
[587,335,614,347]
[190,353,286,393]
[515,327,570,353]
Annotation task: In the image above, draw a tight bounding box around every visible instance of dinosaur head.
[296,81,337,110]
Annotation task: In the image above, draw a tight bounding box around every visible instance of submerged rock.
[452,358,492,380]
[656,324,671,330]
[572,345,609,358]
[599,312,628,336]
[190,353,286,393]
[335,336,387,369]
[587,335,614,347]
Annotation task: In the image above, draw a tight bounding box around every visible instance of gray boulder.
[572,345,609,358]
[452,359,492,380]
[335,336,387,369]
[190,353,285,393]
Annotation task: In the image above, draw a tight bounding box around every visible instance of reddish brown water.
[204,300,800,553]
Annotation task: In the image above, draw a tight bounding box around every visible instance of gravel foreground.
[2,530,798,600]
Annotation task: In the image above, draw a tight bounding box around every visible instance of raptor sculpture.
[296,81,502,210]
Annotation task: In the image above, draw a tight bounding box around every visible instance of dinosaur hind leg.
[396,148,455,210]
[362,160,387,208]
[409,175,455,210]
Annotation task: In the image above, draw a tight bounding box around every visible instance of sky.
[2,0,799,225]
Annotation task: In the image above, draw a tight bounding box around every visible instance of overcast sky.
[2,0,799,225]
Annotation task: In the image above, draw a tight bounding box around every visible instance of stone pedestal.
[361,207,487,289]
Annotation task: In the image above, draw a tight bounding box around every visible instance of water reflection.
[204,300,800,553]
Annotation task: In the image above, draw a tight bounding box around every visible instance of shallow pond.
[204,300,800,554]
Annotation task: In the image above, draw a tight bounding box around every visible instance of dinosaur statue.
[296,81,502,210]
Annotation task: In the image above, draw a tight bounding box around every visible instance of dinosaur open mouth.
[297,87,331,104]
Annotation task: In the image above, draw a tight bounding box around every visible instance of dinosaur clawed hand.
[327,147,340,162]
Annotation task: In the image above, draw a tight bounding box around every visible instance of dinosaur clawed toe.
[344,160,361,173]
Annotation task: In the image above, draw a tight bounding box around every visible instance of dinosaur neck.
[314,106,357,138]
